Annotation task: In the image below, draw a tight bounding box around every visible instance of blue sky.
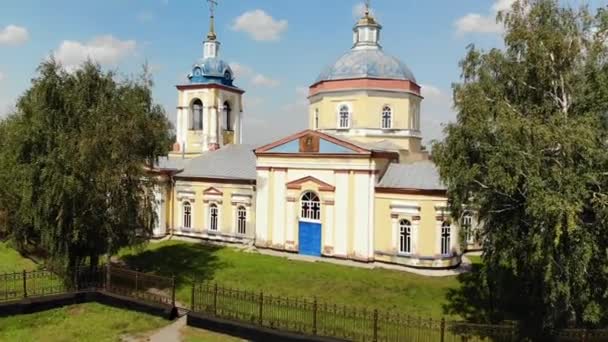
[0,0,603,145]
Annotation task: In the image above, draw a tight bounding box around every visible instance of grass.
[0,303,168,342]
[181,326,245,342]
[466,254,482,266]
[118,239,461,318]
[0,241,37,273]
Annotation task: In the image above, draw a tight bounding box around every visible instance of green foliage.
[0,60,172,272]
[433,0,608,333]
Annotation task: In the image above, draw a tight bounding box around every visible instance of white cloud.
[229,62,254,79]
[454,0,515,35]
[251,74,280,87]
[229,62,280,88]
[231,10,288,41]
[420,84,456,147]
[52,35,137,70]
[0,25,29,46]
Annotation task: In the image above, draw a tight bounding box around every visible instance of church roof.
[188,57,235,87]
[316,49,416,84]
[378,161,446,191]
[160,144,256,181]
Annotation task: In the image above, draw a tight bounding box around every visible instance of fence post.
[135,270,139,293]
[440,317,445,342]
[22,270,27,298]
[191,282,196,311]
[313,297,318,336]
[373,309,378,342]
[105,263,111,291]
[258,290,264,326]
[171,275,176,307]
[213,283,218,316]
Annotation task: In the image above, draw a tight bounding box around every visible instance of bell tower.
[171,0,245,158]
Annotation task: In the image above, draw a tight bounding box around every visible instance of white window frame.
[399,219,412,254]
[236,206,247,235]
[300,191,321,222]
[381,105,392,129]
[337,104,351,129]
[182,201,192,229]
[208,203,220,232]
[440,221,452,256]
[191,99,204,131]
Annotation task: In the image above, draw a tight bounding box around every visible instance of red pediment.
[203,187,223,196]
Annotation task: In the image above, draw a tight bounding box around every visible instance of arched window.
[399,219,412,254]
[314,108,319,130]
[183,202,192,229]
[462,213,474,243]
[223,101,232,131]
[300,192,321,221]
[237,206,247,235]
[191,99,203,130]
[338,105,350,128]
[209,204,219,231]
[381,106,392,129]
[441,221,451,255]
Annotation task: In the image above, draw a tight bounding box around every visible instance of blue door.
[298,221,322,256]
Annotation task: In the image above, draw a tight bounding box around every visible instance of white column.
[255,170,270,244]
[367,173,375,258]
[391,215,398,252]
[272,170,286,247]
[209,104,218,148]
[202,202,209,232]
[353,173,371,259]
[324,202,334,253]
[334,172,349,257]
[286,199,296,249]
[176,108,182,145]
[412,219,420,255]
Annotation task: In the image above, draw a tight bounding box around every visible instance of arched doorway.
[298,191,322,256]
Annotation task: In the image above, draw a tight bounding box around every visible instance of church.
[152,3,480,270]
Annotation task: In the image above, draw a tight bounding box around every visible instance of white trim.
[231,193,252,205]
[320,128,422,139]
[390,202,421,215]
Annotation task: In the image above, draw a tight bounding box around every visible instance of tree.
[0,60,172,272]
[433,0,608,334]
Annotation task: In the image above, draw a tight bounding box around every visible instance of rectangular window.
[209,205,218,231]
[237,207,247,235]
[441,224,451,255]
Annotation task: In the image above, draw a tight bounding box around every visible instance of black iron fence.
[0,265,174,307]
[191,282,608,342]
[191,282,516,342]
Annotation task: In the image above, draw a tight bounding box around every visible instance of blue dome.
[316,49,416,84]
[189,57,234,86]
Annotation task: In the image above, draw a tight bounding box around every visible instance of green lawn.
[0,241,37,273]
[119,240,460,318]
[181,326,245,342]
[0,303,168,342]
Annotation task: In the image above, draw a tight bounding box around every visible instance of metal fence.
[191,282,518,342]
[191,282,608,342]
[0,265,174,307]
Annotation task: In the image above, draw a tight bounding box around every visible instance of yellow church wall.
[309,91,421,130]
[373,191,460,268]
[171,179,256,242]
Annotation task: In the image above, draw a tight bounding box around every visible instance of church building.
[154,3,480,270]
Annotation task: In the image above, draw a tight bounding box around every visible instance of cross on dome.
[206,0,218,41]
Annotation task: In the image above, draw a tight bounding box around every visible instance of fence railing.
[191,282,518,342]
[0,265,174,307]
[191,282,608,342]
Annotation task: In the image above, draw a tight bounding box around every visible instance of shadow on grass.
[120,242,225,286]
[443,263,496,323]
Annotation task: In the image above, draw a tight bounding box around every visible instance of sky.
[0,0,605,146]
